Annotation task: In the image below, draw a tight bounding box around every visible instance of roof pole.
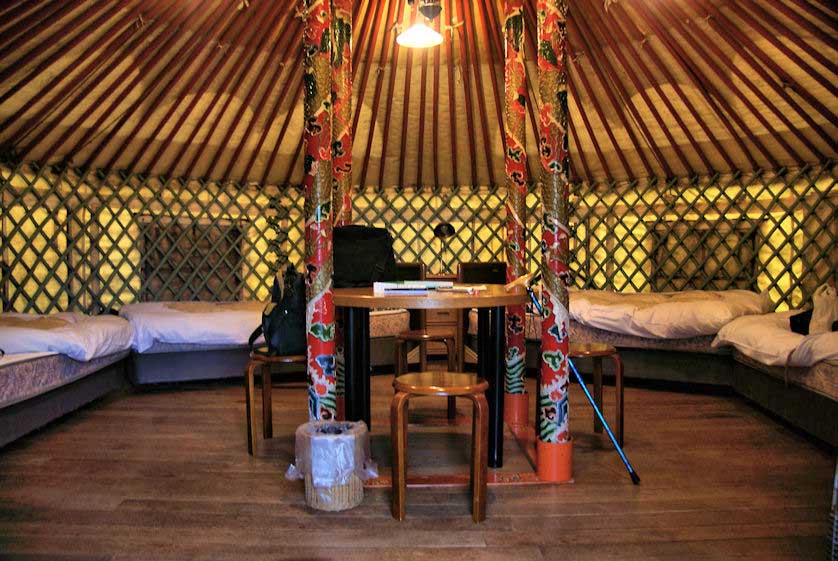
[503,0,529,429]
[536,0,572,481]
[304,0,337,421]
[331,0,353,421]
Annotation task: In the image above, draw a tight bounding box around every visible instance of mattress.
[123,301,410,354]
[0,313,134,361]
[368,308,410,338]
[733,351,838,401]
[469,289,765,340]
[120,301,265,353]
[468,310,724,354]
[0,350,129,408]
[713,311,838,367]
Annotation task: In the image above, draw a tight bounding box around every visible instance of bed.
[467,289,762,384]
[0,313,133,447]
[712,311,838,445]
[120,301,410,383]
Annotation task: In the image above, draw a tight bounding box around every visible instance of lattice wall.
[0,162,285,314]
[1,160,835,314]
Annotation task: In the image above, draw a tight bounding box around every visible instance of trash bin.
[286,421,377,511]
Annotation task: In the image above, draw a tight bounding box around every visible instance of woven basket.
[304,473,364,511]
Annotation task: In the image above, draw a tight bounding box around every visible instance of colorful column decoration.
[330,0,352,420]
[536,0,572,481]
[331,0,353,226]
[303,0,337,421]
[503,0,529,428]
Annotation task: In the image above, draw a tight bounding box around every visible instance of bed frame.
[0,357,129,448]
[731,358,838,447]
[130,336,400,385]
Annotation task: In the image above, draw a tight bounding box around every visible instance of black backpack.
[248,269,306,356]
[333,225,397,288]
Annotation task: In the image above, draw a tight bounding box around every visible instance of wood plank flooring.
[0,374,833,560]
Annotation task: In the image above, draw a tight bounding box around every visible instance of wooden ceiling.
[0,0,835,187]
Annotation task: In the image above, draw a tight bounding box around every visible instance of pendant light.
[397,0,443,48]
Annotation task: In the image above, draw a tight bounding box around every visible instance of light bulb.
[396,22,443,48]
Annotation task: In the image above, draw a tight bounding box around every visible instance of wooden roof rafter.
[0,0,832,187]
[697,2,833,152]
[570,6,670,179]
[673,0,817,163]
[0,1,119,103]
[13,0,182,163]
[180,2,287,179]
[99,0,247,174]
[141,1,263,177]
[164,0,282,180]
[0,0,140,137]
[575,2,690,177]
[458,0,498,187]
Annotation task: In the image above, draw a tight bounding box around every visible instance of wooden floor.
[0,374,833,561]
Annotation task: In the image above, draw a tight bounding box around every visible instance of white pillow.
[712,311,802,366]
[789,331,838,367]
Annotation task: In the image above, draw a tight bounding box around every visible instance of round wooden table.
[334,284,528,468]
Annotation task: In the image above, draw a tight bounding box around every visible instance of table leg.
[419,341,427,371]
[345,306,371,429]
[244,360,259,455]
[612,353,624,447]
[261,363,273,439]
[593,357,603,434]
[478,306,505,468]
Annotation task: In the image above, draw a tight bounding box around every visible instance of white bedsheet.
[121,301,412,353]
[0,313,134,362]
[570,289,768,339]
[120,301,265,353]
[0,351,57,368]
[712,311,838,367]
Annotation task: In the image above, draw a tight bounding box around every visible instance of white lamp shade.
[396,22,443,48]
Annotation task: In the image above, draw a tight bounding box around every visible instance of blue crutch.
[525,283,640,485]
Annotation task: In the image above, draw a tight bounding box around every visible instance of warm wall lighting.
[397,22,443,48]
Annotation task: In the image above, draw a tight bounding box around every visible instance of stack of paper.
[373,280,454,295]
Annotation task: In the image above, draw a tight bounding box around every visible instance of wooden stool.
[390,372,489,523]
[569,342,624,446]
[244,347,306,454]
[394,330,458,420]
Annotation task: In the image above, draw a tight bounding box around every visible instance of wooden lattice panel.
[1,160,835,313]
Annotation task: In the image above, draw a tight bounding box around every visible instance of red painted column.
[304,0,337,421]
[503,0,529,428]
[331,0,352,421]
[332,0,353,225]
[536,0,572,481]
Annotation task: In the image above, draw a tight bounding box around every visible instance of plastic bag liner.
[285,421,378,487]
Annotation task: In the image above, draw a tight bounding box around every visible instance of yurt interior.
[0,0,836,559]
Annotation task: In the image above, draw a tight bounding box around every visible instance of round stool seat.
[393,372,488,397]
[250,346,306,363]
[396,329,455,342]
[568,342,616,358]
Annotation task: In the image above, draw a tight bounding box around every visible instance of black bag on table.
[333,225,397,288]
[248,268,306,356]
